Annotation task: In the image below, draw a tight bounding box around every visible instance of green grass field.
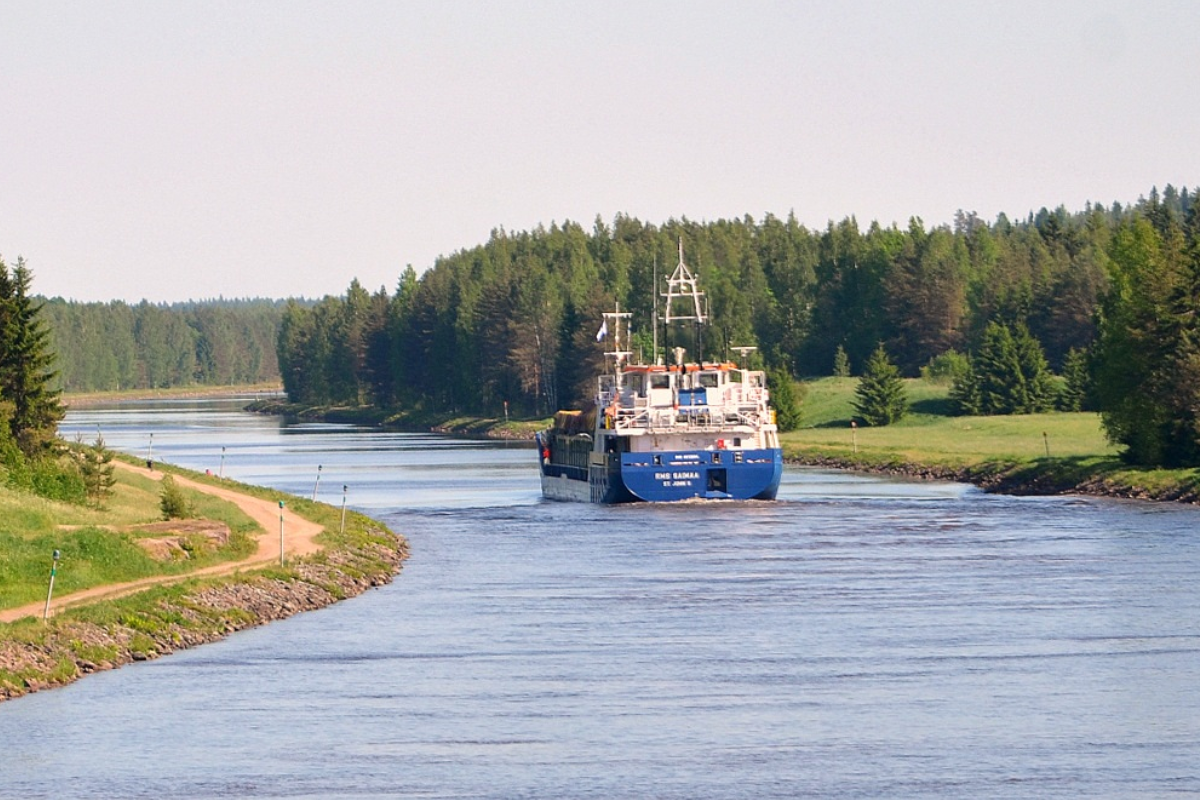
[0,464,259,609]
[784,377,1200,500]
[0,458,405,700]
[787,377,1117,467]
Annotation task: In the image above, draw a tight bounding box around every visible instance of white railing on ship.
[607,406,766,433]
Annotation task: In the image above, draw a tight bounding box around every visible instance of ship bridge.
[597,362,777,442]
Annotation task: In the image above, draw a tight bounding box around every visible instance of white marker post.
[43,549,61,621]
[312,464,322,501]
[278,501,286,567]
[219,446,226,479]
[340,485,348,535]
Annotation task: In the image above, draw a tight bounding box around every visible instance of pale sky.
[1,1,1195,303]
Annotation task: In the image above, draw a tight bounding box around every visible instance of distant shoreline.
[63,383,284,408]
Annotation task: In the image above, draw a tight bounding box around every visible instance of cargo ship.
[536,244,782,503]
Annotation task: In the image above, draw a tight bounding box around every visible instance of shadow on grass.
[910,397,956,416]
[811,418,854,429]
[807,397,954,428]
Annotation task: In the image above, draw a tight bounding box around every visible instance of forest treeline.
[278,185,1200,465]
[40,298,284,391]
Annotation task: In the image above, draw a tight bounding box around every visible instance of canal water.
[1,398,1198,798]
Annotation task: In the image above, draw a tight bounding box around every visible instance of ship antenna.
[603,302,633,374]
[652,253,659,365]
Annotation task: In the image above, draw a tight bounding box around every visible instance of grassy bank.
[786,378,1200,502]
[0,461,258,609]
[1,457,405,701]
[245,398,547,440]
[790,377,1115,465]
[64,382,283,407]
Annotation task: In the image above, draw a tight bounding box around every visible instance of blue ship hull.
[540,445,782,504]
[619,448,782,502]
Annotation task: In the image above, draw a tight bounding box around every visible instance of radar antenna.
[732,346,757,368]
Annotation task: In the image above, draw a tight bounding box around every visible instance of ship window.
[699,372,719,388]
[653,455,662,465]
[711,451,722,464]
[650,373,670,389]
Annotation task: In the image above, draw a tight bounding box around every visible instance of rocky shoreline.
[788,454,1200,505]
[0,531,407,703]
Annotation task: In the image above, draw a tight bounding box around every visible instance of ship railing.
[722,385,769,407]
[607,404,769,433]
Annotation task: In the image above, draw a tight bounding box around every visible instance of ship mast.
[603,303,632,385]
[662,238,707,324]
[652,253,658,365]
[662,238,707,360]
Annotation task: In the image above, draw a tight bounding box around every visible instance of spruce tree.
[1011,322,1055,413]
[160,475,194,520]
[1058,347,1092,412]
[76,432,117,507]
[949,357,981,415]
[768,367,802,432]
[832,344,851,377]
[0,258,64,454]
[962,321,1054,415]
[973,322,1024,414]
[853,344,908,426]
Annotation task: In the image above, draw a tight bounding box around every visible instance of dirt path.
[0,463,324,623]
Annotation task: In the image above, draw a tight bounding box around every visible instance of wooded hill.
[40,298,284,392]
[277,186,1197,462]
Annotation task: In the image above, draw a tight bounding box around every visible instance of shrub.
[920,349,971,385]
[31,458,87,504]
[160,475,194,520]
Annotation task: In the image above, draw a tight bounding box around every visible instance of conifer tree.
[832,344,851,377]
[956,321,1054,415]
[76,432,117,507]
[853,344,907,426]
[949,358,981,415]
[768,367,802,431]
[1011,322,1056,413]
[973,322,1025,414]
[160,475,194,520]
[0,258,64,454]
[1058,347,1092,412]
